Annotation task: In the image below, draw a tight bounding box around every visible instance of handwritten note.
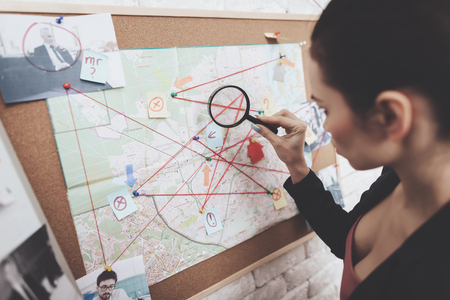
[80,50,109,84]
[147,92,169,118]
[202,207,223,235]
[107,187,138,220]
[206,123,223,148]
[272,188,288,210]
[305,124,318,145]
[260,95,276,116]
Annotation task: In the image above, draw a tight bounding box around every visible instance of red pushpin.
[275,31,281,36]
[63,83,71,89]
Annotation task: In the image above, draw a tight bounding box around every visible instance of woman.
[251,0,450,299]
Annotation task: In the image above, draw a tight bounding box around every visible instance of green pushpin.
[171,92,178,97]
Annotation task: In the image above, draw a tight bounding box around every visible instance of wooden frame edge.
[187,231,317,300]
[0,1,320,20]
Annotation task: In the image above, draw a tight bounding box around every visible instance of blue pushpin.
[132,190,139,197]
[56,15,63,24]
[279,54,286,59]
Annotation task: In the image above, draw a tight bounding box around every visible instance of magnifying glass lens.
[210,87,248,127]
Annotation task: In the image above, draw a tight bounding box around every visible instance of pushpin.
[193,136,200,141]
[251,138,257,143]
[264,32,280,39]
[63,83,70,89]
[171,92,177,97]
[132,190,139,197]
[267,190,273,195]
[258,110,264,114]
[206,157,212,161]
[104,264,112,272]
[199,208,206,214]
[56,15,63,24]
[279,54,286,59]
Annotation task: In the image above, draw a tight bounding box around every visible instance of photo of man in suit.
[33,28,74,71]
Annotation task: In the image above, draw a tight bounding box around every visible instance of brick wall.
[203,157,382,300]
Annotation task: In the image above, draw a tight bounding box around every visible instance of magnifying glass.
[208,85,278,134]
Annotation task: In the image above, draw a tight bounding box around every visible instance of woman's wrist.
[287,162,310,185]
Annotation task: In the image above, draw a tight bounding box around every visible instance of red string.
[66,90,107,266]
[209,158,289,174]
[135,91,245,191]
[205,94,245,200]
[69,87,208,160]
[197,139,269,192]
[176,58,279,94]
[138,192,267,197]
[67,56,301,268]
[312,0,324,11]
[173,96,259,113]
[110,161,205,267]
[201,129,258,211]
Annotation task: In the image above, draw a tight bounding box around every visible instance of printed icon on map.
[107,187,139,220]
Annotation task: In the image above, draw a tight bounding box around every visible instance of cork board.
[0,7,332,299]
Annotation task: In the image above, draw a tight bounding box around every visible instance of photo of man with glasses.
[95,270,131,300]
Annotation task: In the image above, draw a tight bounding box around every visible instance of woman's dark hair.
[311,0,450,138]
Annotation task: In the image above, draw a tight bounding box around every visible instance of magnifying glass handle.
[247,115,278,134]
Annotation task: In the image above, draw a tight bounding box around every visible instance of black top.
[284,167,450,299]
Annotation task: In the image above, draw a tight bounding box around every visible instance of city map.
[47,43,340,285]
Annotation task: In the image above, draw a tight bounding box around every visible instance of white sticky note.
[107,187,139,220]
[273,63,286,82]
[147,91,168,118]
[260,95,276,116]
[272,188,288,210]
[0,181,14,206]
[80,50,109,84]
[202,207,223,235]
[264,33,278,39]
[305,124,318,145]
[206,123,224,148]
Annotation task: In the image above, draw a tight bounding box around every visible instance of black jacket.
[33,44,74,71]
[284,167,450,299]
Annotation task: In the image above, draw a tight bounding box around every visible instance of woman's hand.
[252,109,310,184]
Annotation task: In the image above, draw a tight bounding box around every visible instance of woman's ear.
[374,91,413,143]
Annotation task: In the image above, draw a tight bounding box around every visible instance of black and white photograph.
[0,225,80,300]
[0,13,125,103]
